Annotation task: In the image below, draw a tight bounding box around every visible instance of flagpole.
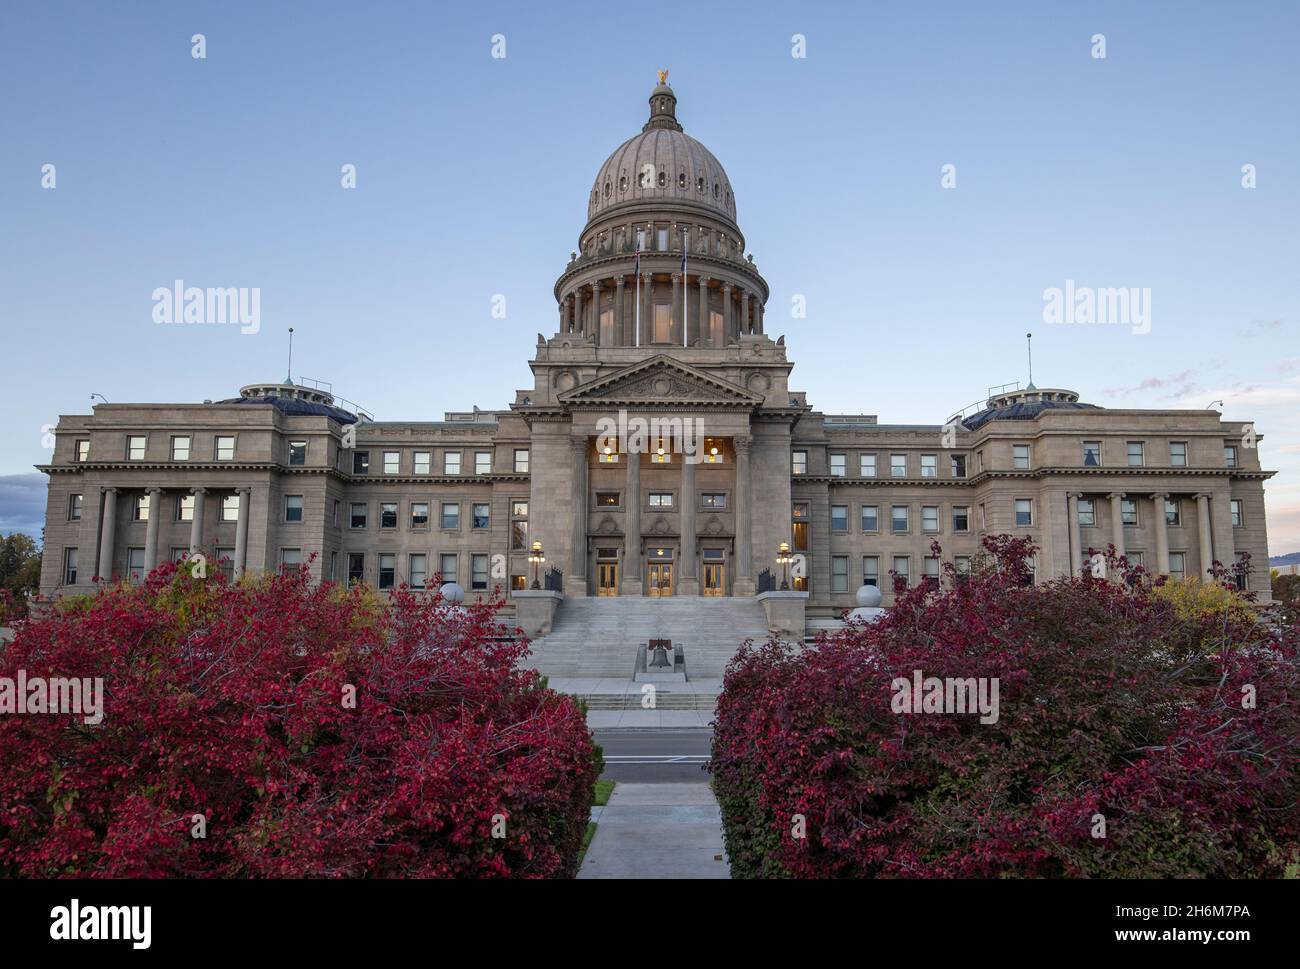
[634,237,641,346]
[681,225,688,347]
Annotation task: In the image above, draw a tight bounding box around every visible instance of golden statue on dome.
[658,69,669,84]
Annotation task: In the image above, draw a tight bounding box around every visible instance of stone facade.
[36,81,1275,615]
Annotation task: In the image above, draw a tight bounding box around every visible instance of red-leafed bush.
[711,537,1300,878]
[0,562,598,878]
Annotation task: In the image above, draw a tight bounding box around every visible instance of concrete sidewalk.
[578,783,730,879]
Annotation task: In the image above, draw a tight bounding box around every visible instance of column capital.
[698,274,710,286]
[615,275,625,288]
[721,281,733,293]
[568,436,588,453]
[1108,491,1126,500]
[102,486,119,495]
[1149,491,1169,500]
[671,271,682,282]
[147,486,163,494]
[1067,491,1083,500]
[734,435,753,453]
[1194,492,1213,501]
[191,487,208,496]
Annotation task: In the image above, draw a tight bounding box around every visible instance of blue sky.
[2,0,1298,552]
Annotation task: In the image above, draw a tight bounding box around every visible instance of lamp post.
[777,541,793,590]
[529,540,545,589]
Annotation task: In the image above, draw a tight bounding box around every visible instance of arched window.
[678,172,686,188]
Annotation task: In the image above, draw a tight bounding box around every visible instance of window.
[1168,552,1186,581]
[279,549,302,574]
[511,501,529,550]
[920,454,937,478]
[1230,499,1243,527]
[288,440,307,466]
[332,499,340,528]
[414,451,431,475]
[214,498,239,532]
[353,450,370,475]
[439,554,458,585]
[1128,551,1143,569]
[63,548,78,585]
[1169,442,1187,467]
[1012,445,1030,470]
[284,495,303,523]
[380,502,398,529]
[76,439,90,462]
[701,493,726,509]
[215,436,235,461]
[1165,500,1181,527]
[922,505,939,533]
[411,502,429,529]
[1126,442,1144,467]
[792,503,809,551]
[350,502,367,528]
[1121,499,1138,526]
[1015,499,1033,526]
[329,551,337,582]
[514,449,530,473]
[472,502,490,528]
[952,505,969,532]
[127,435,147,461]
[68,494,82,521]
[955,555,971,578]
[950,454,966,478]
[862,556,879,587]
[1224,446,1238,468]
[378,554,396,590]
[409,554,427,590]
[598,448,620,463]
[475,451,492,475]
[441,502,460,529]
[177,494,194,522]
[133,494,150,521]
[890,453,907,477]
[347,553,365,585]
[1233,552,1248,590]
[830,505,848,533]
[923,556,941,588]
[792,451,807,475]
[443,451,461,475]
[860,453,877,477]
[891,505,909,533]
[384,451,401,474]
[1077,499,1095,527]
[1083,441,1101,467]
[892,556,910,587]
[650,444,672,464]
[472,554,489,591]
[172,436,192,461]
[830,453,846,477]
[831,556,849,593]
[648,492,674,509]
[128,548,146,584]
[861,505,879,532]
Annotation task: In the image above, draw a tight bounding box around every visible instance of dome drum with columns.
[553,79,769,348]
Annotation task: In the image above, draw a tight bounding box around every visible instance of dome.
[586,81,737,225]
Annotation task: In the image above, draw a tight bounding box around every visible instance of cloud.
[1103,370,1196,398]
[1237,318,1284,339]
[0,473,49,542]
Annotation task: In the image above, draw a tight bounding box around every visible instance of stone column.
[189,488,207,554]
[557,301,566,334]
[756,300,764,334]
[734,435,755,596]
[143,487,163,572]
[740,289,750,335]
[588,281,600,340]
[1151,492,1170,575]
[234,487,251,579]
[722,283,734,342]
[620,450,642,595]
[1196,493,1214,577]
[639,273,652,345]
[1108,492,1125,559]
[97,488,118,581]
[568,437,588,596]
[615,276,626,346]
[670,272,682,345]
[696,275,709,347]
[679,445,699,595]
[574,288,585,338]
[1067,492,1083,576]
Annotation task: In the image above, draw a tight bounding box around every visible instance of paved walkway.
[578,783,730,879]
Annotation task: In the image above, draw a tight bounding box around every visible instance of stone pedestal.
[756,590,808,641]
[512,589,563,638]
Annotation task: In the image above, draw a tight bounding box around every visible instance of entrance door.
[703,562,725,596]
[648,562,674,596]
[597,562,619,596]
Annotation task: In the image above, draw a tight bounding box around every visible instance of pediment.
[557,355,763,408]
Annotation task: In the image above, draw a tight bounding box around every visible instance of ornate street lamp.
[777,541,793,590]
[529,540,545,589]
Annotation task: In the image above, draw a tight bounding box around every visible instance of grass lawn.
[577,781,615,870]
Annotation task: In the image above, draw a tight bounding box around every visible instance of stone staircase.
[524,596,771,680]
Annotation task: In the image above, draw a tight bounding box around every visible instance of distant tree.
[0,534,41,620]
[1273,572,1300,624]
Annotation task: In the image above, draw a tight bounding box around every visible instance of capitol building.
[37,79,1274,664]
